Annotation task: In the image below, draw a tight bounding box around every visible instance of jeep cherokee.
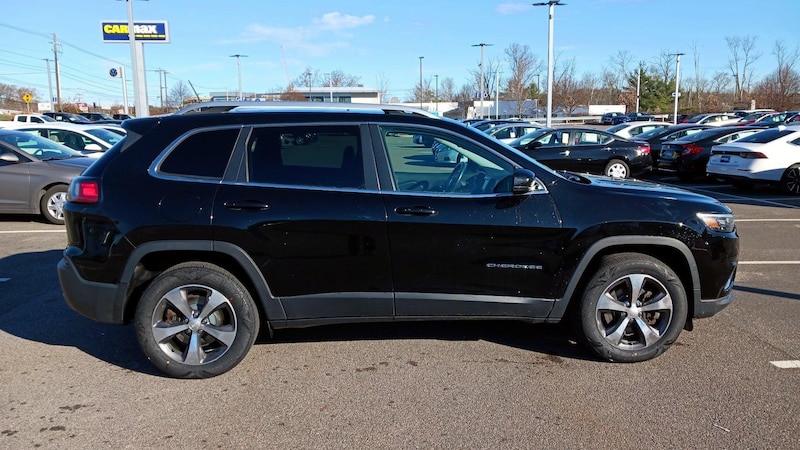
[58,102,738,378]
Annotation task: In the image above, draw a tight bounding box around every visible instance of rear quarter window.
[159,128,239,179]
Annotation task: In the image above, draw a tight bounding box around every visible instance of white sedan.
[606,121,670,139]
[707,125,800,194]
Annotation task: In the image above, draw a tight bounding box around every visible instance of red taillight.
[68,179,100,203]
[741,152,767,159]
[637,144,650,155]
[681,144,703,156]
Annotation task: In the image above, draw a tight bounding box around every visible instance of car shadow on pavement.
[0,249,595,377]
[734,284,800,301]
[0,249,161,376]
[264,320,597,362]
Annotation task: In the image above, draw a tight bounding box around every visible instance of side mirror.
[0,153,20,163]
[512,169,537,194]
[525,141,542,150]
[83,143,103,152]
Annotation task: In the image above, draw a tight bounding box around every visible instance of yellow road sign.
[22,93,32,103]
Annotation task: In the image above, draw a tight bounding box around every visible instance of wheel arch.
[116,240,285,326]
[552,236,700,321]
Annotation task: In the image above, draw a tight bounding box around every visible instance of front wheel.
[134,262,260,378]
[780,164,800,195]
[573,253,687,362]
[604,159,629,178]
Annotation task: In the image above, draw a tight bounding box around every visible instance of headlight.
[697,213,736,233]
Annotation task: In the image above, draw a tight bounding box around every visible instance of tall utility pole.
[126,0,149,117]
[230,54,247,100]
[44,59,54,112]
[418,56,424,109]
[533,1,565,128]
[495,70,502,119]
[472,43,493,119]
[51,33,62,111]
[434,74,439,113]
[672,52,684,124]
[636,67,641,112]
[156,68,165,108]
[120,66,129,115]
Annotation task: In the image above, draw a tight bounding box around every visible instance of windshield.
[85,128,125,145]
[0,130,84,160]
[507,128,553,147]
[605,124,627,133]
[636,127,667,139]
[734,128,796,144]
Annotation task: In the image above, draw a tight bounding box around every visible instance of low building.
[209,87,381,104]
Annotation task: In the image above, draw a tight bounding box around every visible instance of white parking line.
[0,230,66,234]
[736,219,800,222]
[739,261,800,265]
[661,183,800,209]
[770,360,800,369]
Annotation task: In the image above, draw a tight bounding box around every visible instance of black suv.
[58,102,739,378]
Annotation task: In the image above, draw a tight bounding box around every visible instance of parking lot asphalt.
[1,178,799,449]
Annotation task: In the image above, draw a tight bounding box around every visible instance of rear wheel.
[780,164,800,195]
[573,253,687,362]
[604,159,629,178]
[134,262,260,378]
[40,185,67,225]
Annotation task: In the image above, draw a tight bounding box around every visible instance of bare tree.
[440,77,456,102]
[553,54,579,115]
[726,35,761,102]
[504,43,543,116]
[752,40,800,110]
[609,50,634,91]
[650,51,674,84]
[168,80,192,109]
[375,73,391,102]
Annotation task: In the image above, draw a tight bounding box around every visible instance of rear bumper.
[58,256,126,324]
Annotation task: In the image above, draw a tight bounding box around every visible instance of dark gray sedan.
[0,129,95,224]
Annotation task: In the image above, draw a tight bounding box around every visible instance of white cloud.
[315,12,376,30]
[497,3,531,15]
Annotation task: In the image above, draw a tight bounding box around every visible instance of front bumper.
[694,289,734,318]
[58,256,127,324]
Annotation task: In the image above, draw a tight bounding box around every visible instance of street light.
[230,54,247,100]
[434,74,439,113]
[126,0,149,117]
[671,52,684,124]
[472,43,493,119]
[533,1,565,128]
[419,56,424,109]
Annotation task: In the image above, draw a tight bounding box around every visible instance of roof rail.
[172,101,440,118]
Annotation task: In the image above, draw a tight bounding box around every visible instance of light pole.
[472,43,493,119]
[495,70,502,119]
[230,54,247,100]
[672,52,684,124]
[126,0,149,117]
[434,74,439,113]
[535,73,541,118]
[533,1,565,128]
[419,56,424,109]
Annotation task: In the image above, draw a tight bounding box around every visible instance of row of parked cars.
[0,116,129,224]
[458,115,800,195]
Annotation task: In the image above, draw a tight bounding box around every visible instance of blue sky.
[1,0,798,107]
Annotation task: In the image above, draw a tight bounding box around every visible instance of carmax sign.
[101,21,170,43]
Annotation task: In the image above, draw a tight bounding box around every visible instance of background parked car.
[707,125,800,194]
[0,122,124,156]
[658,126,765,179]
[43,112,93,124]
[601,112,627,125]
[484,123,542,142]
[112,113,133,121]
[79,112,122,124]
[751,111,799,127]
[685,113,740,127]
[626,112,655,122]
[0,128,94,224]
[606,121,670,140]
[635,124,713,167]
[508,127,651,178]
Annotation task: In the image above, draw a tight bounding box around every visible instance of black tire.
[573,253,687,362]
[134,262,260,378]
[604,159,629,179]
[40,185,68,225]
[779,164,800,195]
